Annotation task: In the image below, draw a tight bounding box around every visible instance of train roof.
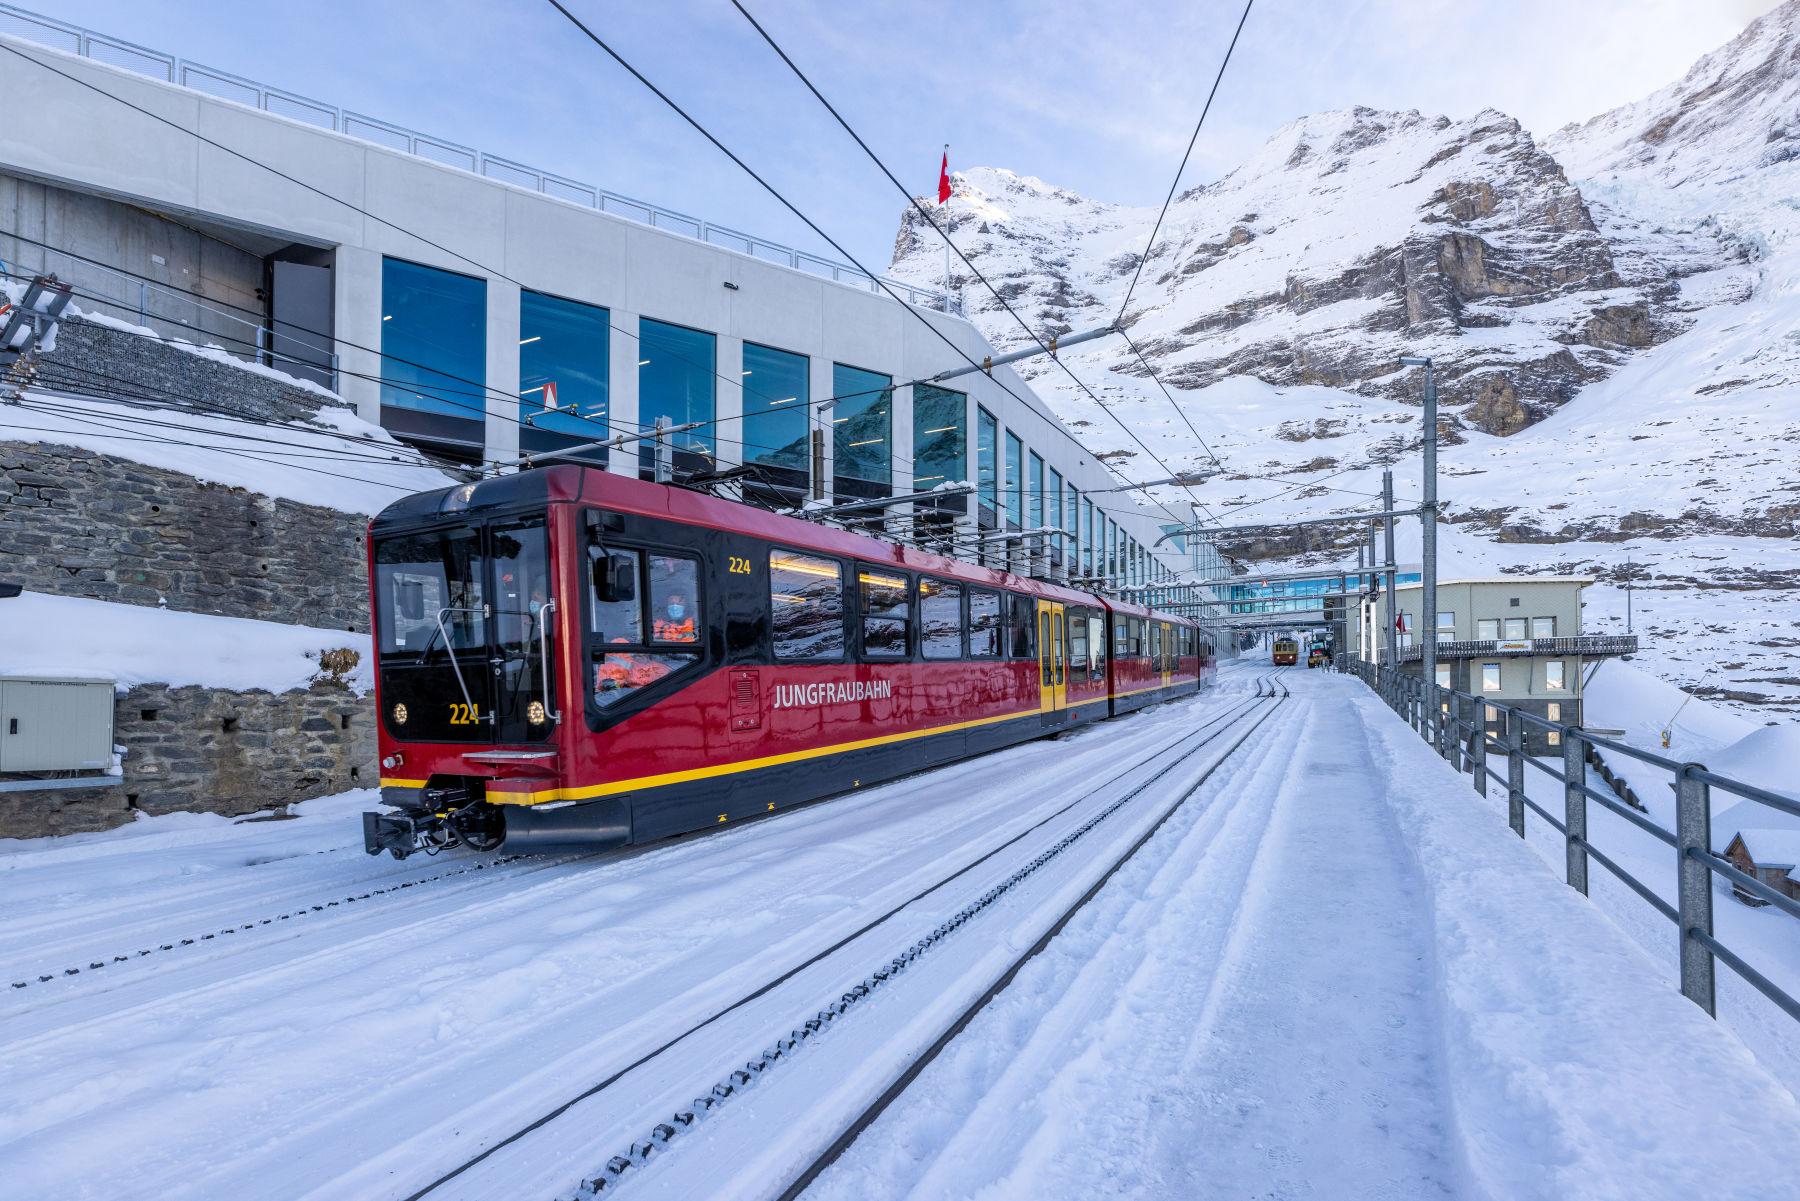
[371,466,1201,626]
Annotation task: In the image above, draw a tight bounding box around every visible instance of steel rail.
[401,683,1248,1200]
[767,688,1287,1201]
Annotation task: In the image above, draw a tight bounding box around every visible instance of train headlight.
[393,702,408,725]
[527,700,547,726]
[381,753,404,770]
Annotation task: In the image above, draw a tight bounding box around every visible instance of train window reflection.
[1069,607,1089,679]
[594,652,687,706]
[969,589,1001,658]
[919,578,963,659]
[1090,616,1107,678]
[589,547,643,644]
[860,570,911,658]
[1007,594,1035,659]
[771,551,846,660]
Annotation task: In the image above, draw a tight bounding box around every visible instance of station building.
[0,9,1223,599]
[1353,577,1638,752]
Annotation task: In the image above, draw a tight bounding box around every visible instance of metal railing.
[1394,634,1639,663]
[1348,657,1799,1025]
[0,4,961,317]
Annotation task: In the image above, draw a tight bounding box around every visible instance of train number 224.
[448,702,482,726]
[727,555,753,575]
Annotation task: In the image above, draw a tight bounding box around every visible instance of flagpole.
[942,143,952,314]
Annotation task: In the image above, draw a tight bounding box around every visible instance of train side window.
[649,555,700,644]
[1069,607,1089,679]
[589,547,643,643]
[1007,593,1035,658]
[969,589,1002,658]
[770,549,846,660]
[1090,615,1107,678]
[1135,618,1147,658]
[860,569,911,658]
[919,578,963,659]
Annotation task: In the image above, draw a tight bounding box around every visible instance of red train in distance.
[364,466,1216,859]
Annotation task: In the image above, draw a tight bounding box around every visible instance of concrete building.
[0,10,1224,598]
[1352,577,1637,752]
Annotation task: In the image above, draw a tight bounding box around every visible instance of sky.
[46,0,1787,269]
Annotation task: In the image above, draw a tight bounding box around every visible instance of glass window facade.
[1048,469,1063,556]
[1065,480,1078,564]
[380,257,487,423]
[976,407,998,524]
[741,342,810,475]
[1482,662,1502,692]
[912,384,966,492]
[1028,452,1045,530]
[1531,616,1556,639]
[833,363,893,500]
[1477,619,1499,640]
[519,289,608,462]
[1545,659,1566,690]
[1083,499,1094,576]
[1004,432,1023,528]
[639,319,716,475]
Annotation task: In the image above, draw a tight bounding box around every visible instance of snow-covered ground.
[0,590,375,692]
[2,665,1792,1201]
[2,389,458,514]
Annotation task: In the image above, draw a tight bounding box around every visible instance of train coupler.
[363,811,422,859]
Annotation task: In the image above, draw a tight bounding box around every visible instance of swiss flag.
[938,147,952,205]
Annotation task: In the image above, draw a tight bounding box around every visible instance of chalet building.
[1350,577,1637,754]
[1722,830,1800,906]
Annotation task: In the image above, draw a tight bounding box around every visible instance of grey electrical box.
[0,677,116,773]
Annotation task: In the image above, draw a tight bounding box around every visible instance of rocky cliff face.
[890,2,1800,713]
[894,110,1723,438]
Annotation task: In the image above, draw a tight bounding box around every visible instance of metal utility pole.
[1402,356,1439,736]
[1381,469,1399,669]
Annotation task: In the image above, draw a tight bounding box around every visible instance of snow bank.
[2,390,456,515]
[1344,681,1800,1198]
[0,591,373,693]
[1584,659,1757,750]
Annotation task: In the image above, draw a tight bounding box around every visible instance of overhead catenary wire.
[725,0,1228,528]
[3,33,1192,565]
[1115,0,1256,327]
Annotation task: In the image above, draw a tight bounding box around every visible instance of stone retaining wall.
[0,683,377,839]
[0,440,370,632]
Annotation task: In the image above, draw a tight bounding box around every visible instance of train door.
[1036,600,1066,713]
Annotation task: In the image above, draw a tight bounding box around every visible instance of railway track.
[400,681,1288,1201]
[6,689,1234,1000]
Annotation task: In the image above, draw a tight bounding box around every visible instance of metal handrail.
[0,3,962,316]
[1394,634,1639,662]
[1347,656,1798,1027]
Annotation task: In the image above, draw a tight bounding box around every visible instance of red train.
[364,466,1215,858]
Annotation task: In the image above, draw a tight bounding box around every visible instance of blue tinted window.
[380,257,486,420]
[976,406,998,521]
[1004,432,1022,527]
[519,290,608,461]
[1028,452,1045,530]
[742,342,810,472]
[639,319,716,474]
[912,383,966,491]
[832,363,892,499]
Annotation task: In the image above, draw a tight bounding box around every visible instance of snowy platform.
[0,664,1794,1201]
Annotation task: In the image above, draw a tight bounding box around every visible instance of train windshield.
[373,516,556,744]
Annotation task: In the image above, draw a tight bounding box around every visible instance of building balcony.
[1394,634,1638,663]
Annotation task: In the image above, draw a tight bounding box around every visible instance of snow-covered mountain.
[891,2,1800,714]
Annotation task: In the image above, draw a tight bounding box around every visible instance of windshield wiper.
[420,605,488,720]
